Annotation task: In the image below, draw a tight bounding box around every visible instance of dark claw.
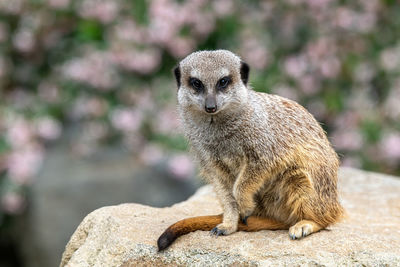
[289,234,296,240]
[211,227,218,235]
[210,227,226,236]
[241,216,249,225]
[216,230,225,236]
[302,231,307,237]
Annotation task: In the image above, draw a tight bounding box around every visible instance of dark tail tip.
[157,228,177,252]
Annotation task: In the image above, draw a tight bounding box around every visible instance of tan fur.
[157,50,344,251]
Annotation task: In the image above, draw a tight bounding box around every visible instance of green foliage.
[151,134,188,151]
[199,16,240,50]
[76,20,104,43]
[132,0,149,25]
[361,120,382,144]
[323,89,344,113]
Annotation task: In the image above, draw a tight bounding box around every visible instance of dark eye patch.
[189,77,204,93]
[217,76,231,90]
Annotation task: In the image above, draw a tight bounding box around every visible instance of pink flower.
[347,87,376,115]
[333,112,360,129]
[6,118,34,148]
[380,133,400,160]
[139,144,164,165]
[133,90,155,111]
[82,121,109,141]
[283,55,308,79]
[335,8,377,33]
[70,96,108,119]
[155,107,180,135]
[121,132,146,151]
[113,20,148,43]
[13,29,35,53]
[111,48,161,74]
[47,0,70,9]
[356,12,377,33]
[167,154,195,179]
[192,12,215,37]
[7,143,44,184]
[86,97,109,117]
[241,39,269,70]
[6,88,35,110]
[150,0,179,23]
[110,108,143,132]
[298,75,320,95]
[341,156,361,168]
[70,97,91,119]
[0,0,23,14]
[335,7,355,30]
[319,56,341,78]
[116,89,153,108]
[148,20,177,44]
[354,62,375,83]
[167,37,195,59]
[1,192,25,214]
[148,0,181,43]
[79,0,119,24]
[70,122,109,156]
[331,130,363,151]
[272,84,299,101]
[307,37,336,63]
[212,0,234,17]
[360,0,380,13]
[380,48,400,72]
[35,117,62,141]
[62,51,119,89]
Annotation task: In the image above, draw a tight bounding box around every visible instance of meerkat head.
[174,50,250,116]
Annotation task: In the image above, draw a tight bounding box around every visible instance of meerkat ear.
[240,61,250,86]
[173,65,181,88]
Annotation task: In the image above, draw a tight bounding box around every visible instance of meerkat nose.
[205,94,217,113]
[205,105,217,113]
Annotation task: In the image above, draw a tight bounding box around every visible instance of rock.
[60,168,400,266]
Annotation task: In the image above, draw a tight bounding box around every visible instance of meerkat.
[157,50,344,251]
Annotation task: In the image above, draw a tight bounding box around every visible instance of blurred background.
[0,0,399,266]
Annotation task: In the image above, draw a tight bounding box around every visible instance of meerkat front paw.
[210,222,237,236]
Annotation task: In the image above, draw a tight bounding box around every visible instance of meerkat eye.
[189,78,204,92]
[217,76,231,90]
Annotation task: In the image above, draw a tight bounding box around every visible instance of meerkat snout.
[205,94,217,113]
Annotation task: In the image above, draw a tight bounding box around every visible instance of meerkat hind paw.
[288,222,314,240]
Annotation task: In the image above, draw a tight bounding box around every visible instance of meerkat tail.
[157,215,222,251]
[157,214,288,251]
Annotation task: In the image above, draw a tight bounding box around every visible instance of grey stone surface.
[60,167,400,266]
